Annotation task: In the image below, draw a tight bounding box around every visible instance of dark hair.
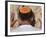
[19,9,35,26]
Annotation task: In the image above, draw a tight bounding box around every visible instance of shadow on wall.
[6,36,18,37]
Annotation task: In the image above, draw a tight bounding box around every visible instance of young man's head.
[19,6,35,26]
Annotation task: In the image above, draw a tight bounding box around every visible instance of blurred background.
[10,5,42,31]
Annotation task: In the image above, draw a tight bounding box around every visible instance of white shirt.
[11,25,37,32]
